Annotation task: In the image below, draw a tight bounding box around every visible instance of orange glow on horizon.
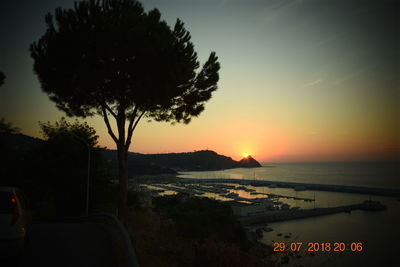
[24,110,399,164]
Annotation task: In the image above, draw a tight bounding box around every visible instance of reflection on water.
[179,162,400,189]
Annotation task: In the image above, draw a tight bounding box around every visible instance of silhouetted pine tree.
[30,0,220,223]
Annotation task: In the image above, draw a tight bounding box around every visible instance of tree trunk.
[117,144,128,226]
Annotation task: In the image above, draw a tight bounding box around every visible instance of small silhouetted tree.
[39,117,99,147]
[0,72,5,87]
[30,0,220,223]
[0,118,20,134]
[38,118,105,215]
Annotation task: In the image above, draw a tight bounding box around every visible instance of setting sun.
[242,154,249,158]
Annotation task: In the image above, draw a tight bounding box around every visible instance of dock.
[238,200,387,226]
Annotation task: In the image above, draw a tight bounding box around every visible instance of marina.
[178,178,400,197]
[137,179,389,228]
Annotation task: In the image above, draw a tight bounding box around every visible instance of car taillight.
[10,197,19,225]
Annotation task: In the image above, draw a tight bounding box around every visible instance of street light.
[61,130,91,216]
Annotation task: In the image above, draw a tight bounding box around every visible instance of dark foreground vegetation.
[127,194,274,267]
[0,118,113,217]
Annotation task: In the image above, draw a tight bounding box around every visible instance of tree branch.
[79,90,118,120]
[104,103,117,119]
[125,110,146,149]
[132,111,146,132]
[101,106,118,143]
[116,105,126,149]
[126,105,138,137]
[97,96,117,119]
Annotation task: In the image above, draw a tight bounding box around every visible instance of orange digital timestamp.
[273,242,363,252]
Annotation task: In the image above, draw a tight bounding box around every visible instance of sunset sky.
[1,0,399,162]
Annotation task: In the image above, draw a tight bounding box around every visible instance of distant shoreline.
[178,178,400,197]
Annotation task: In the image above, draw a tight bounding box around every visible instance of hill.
[103,149,262,173]
[0,132,43,151]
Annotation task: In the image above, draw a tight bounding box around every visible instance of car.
[0,187,32,258]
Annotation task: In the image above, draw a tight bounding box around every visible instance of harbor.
[137,179,389,227]
[178,177,400,197]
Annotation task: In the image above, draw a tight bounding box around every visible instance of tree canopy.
[30,0,220,131]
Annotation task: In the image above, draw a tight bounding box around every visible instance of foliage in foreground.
[126,205,274,267]
[153,195,251,250]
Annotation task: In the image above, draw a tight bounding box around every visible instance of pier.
[238,200,387,226]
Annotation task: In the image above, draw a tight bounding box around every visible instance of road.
[20,221,118,267]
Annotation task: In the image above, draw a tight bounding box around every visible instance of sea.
[178,162,400,267]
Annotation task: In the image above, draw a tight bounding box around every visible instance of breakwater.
[239,200,386,226]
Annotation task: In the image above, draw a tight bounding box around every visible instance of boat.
[360,200,387,211]
[226,192,239,198]
[294,185,306,191]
